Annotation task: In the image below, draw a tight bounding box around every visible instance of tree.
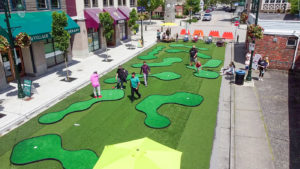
[289,0,299,14]
[184,0,200,15]
[138,0,163,23]
[51,11,71,81]
[99,12,114,61]
[129,8,139,35]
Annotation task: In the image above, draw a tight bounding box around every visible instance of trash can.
[235,70,245,85]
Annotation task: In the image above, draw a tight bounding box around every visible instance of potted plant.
[0,35,10,52]
[247,24,264,41]
[240,12,248,24]
[15,32,31,48]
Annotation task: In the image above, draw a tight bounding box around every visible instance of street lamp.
[245,0,260,81]
[1,0,26,98]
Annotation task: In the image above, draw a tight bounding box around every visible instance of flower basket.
[240,13,248,24]
[247,24,264,41]
[15,32,31,48]
[0,35,10,52]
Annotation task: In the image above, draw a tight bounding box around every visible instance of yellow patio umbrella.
[160,22,178,26]
[93,137,182,169]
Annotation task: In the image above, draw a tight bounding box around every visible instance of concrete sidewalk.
[0,26,158,136]
[210,42,275,169]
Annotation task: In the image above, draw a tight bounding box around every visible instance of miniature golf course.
[138,46,165,60]
[136,92,204,129]
[0,41,225,169]
[10,134,98,169]
[104,72,181,84]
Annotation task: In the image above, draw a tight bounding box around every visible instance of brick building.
[248,14,300,70]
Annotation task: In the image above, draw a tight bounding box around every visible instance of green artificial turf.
[165,49,211,59]
[138,46,165,60]
[11,134,98,169]
[136,92,203,129]
[169,44,209,51]
[0,40,225,169]
[39,89,125,124]
[132,58,182,68]
[104,72,181,84]
[186,66,220,79]
[202,59,223,68]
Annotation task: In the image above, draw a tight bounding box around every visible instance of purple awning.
[103,7,127,24]
[118,6,131,20]
[84,8,102,29]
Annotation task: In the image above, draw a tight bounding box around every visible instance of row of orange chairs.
[179,29,234,40]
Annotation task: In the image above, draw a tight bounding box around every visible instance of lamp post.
[1,0,25,98]
[245,0,260,81]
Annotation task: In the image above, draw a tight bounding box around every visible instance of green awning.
[0,11,80,42]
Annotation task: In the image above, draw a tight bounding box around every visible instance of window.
[264,0,269,3]
[130,0,135,7]
[51,0,60,8]
[276,0,281,3]
[87,28,100,52]
[109,0,113,6]
[0,2,4,10]
[123,0,126,5]
[44,39,64,67]
[11,0,26,10]
[270,0,275,3]
[103,0,107,6]
[37,0,48,9]
[92,0,98,7]
[118,0,122,5]
[84,0,90,7]
[287,37,297,46]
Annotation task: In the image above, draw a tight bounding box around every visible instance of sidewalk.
[210,42,275,169]
[0,26,157,136]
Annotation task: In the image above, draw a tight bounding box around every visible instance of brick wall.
[255,34,300,70]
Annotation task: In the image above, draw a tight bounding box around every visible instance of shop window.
[84,0,90,7]
[44,39,65,67]
[0,1,4,11]
[123,0,126,5]
[37,0,48,9]
[130,0,135,7]
[88,28,100,52]
[1,52,12,78]
[51,0,60,8]
[119,21,127,40]
[10,0,26,10]
[103,0,107,6]
[109,0,113,6]
[118,0,122,5]
[92,0,98,7]
[287,37,297,46]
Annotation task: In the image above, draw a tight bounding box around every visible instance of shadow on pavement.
[289,70,300,169]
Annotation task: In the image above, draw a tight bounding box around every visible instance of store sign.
[23,79,32,97]
[31,33,50,42]
[67,28,80,34]
[118,20,125,24]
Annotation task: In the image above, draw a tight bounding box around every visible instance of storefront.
[84,8,103,53]
[118,6,131,41]
[0,11,80,86]
[103,7,128,46]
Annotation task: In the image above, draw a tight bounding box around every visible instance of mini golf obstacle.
[132,58,182,68]
[104,72,181,84]
[10,134,98,169]
[136,92,204,129]
[39,89,125,124]
[169,44,209,51]
[201,59,222,68]
[138,46,165,60]
[165,49,212,59]
[186,66,220,79]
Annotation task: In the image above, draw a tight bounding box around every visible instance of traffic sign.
[234,21,240,27]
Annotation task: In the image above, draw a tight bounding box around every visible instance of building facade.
[0,0,80,90]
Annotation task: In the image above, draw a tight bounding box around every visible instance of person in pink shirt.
[90,71,102,98]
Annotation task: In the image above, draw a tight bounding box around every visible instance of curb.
[0,41,156,136]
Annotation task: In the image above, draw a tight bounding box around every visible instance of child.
[90,71,102,98]
[195,61,202,73]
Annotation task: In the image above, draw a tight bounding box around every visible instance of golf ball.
[187,97,190,100]
[34,146,38,149]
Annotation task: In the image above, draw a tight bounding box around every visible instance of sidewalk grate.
[0,113,6,119]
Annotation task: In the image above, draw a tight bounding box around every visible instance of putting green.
[186,66,220,79]
[202,59,223,68]
[165,49,211,59]
[39,89,125,124]
[10,134,98,169]
[132,58,182,68]
[104,72,181,84]
[138,46,165,60]
[169,44,209,51]
[136,92,203,129]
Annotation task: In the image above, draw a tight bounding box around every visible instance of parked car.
[205,9,211,13]
[193,13,201,20]
[202,13,212,21]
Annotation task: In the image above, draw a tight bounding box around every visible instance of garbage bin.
[235,70,245,85]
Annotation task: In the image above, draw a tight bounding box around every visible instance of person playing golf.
[195,61,202,73]
[90,71,102,98]
[140,61,150,87]
[130,72,141,101]
[189,45,198,66]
